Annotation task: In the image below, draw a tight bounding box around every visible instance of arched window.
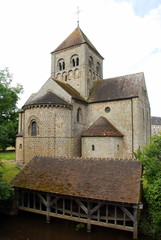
[96,62,100,74]
[62,61,65,70]
[63,72,67,82]
[77,108,82,123]
[72,59,75,67]
[31,121,37,136]
[59,62,62,71]
[71,55,79,67]
[76,57,79,66]
[89,56,94,68]
[19,144,22,149]
[58,59,65,71]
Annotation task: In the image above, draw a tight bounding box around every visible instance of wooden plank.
[75,199,88,214]
[119,206,134,222]
[50,196,59,207]
[114,206,117,224]
[90,202,104,215]
[33,192,36,209]
[133,208,138,239]
[97,208,100,222]
[37,193,47,207]
[46,193,51,223]
[106,205,108,223]
[63,198,65,215]
[70,199,73,216]
[18,206,134,232]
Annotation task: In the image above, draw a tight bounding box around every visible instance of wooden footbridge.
[11,156,143,239]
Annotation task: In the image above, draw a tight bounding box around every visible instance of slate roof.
[11,156,142,204]
[16,131,23,137]
[82,117,123,137]
[52,27,103,58]
[55,80,87,102]
[89,72,144,103]
[23,91,70,107]
[151,116,161,125]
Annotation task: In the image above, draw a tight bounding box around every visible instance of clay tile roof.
[11,156,142,204]
[52,27,103,58]
[23,91,70,107]
[89,72,144,102]
[55,80,87,102]
[151,116,161,125]
[82,117,123,137]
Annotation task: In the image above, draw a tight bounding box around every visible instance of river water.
[0,211,149,240]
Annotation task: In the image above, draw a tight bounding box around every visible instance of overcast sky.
[0,0,161,116]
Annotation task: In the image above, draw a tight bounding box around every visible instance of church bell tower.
[51,27,104,99]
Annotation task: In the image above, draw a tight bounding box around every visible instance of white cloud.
[0,0,161,116]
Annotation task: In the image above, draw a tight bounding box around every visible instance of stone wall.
[23,106,74,163]
[51,44,103,99]
[82,136,124,158]
[86,97,150,158]
[15,137,24,164]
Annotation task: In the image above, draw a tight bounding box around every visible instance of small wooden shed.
[11,156,143,239]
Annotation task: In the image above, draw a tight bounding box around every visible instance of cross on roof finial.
[75,7,82,27]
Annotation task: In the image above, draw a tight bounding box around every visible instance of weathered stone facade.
[16,27,151,164]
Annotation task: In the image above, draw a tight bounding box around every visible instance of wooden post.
[106,205,108,223]
[46,193,51,224]
[87,202,91,233]
[133,207,138,239]
[70,199,73,216]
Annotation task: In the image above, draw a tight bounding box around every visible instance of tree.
[0,68,23,151]
[136,135,161,239]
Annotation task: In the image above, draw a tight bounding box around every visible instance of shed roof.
[11,156,142,204]
[82,117,123,137]
[52,27,103,58]
[89,72,144,103]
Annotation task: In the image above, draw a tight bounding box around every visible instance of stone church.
[16,26,151,164]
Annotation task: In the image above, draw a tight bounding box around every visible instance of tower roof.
[82,116,123,137]
[52,27,103,58]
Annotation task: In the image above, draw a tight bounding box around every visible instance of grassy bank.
[0,151,20,183]
[0,151,16,161]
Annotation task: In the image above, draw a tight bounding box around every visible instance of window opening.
[63,61,65,70]
[89,56,93,68]
[96,62,100,74]
[72,59,75,67]
[92,145,95,151]
[31,121,37,136]
[105,107,111,113]
[76,57,79,66]
[77,108,82,123]
[58,59,65,71]
[59,63,62,71]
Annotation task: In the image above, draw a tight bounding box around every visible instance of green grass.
[0,151,20,183]
[0,151,16,160]
[0,160,20,183]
